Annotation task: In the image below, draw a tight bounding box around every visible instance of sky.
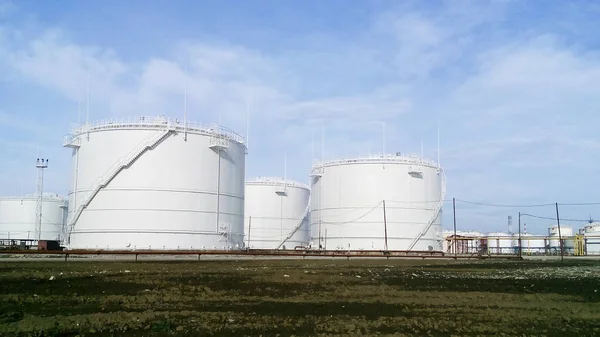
[1,0,600,234]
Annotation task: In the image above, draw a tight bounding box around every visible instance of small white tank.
[548,225,574,253]
[584,223,600,255]
[486,232,514,254]
[0,194,68,241]
[512,233,545,254]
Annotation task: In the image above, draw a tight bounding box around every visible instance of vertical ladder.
[66,129,174,243]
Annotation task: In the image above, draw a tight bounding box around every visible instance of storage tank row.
[442,225,590,255]
[51,115,447,251]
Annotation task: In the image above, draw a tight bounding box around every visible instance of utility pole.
[35,158,49,242]
[383,200,388,251]
[518,212,522,258]
[247,216,252,251]
[453,197,457,257]
[555,203,564,262]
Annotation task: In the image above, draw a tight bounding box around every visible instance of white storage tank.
[0,194,68,241]
[512,233,545,254]
[309,153,446,251]
[63,116,246,250]
[244,177,310,250]
[486,232,513,254]
[584,223,600,255]
[548,225,574,253]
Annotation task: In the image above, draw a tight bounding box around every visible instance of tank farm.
[0,115,599,257]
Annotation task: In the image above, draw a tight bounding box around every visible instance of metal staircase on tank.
[406,170,447,252]
[276,196,311,249]
[406,202,443,251]
[66,128,174,243]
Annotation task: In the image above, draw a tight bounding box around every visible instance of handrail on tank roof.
[311,153,441,170]
[247,177,310,189]
[66,116,245,144]
[0,193,66,201]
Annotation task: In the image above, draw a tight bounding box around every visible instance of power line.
[558,202,600,206]
[454,199,555,208]
[453,199,600,208]
[520,213,592,223]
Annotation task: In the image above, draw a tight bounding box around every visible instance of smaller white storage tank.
[244,177,310,250]
[583,223,600,255]
[0,194,68,241]
[548,225,574,254]
[512,233,545,254]
[486,232,514,254]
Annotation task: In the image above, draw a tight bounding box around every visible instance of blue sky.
[1,0,600,234]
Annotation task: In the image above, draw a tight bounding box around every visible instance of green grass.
[1,258,599,336]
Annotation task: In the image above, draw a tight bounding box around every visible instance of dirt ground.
[1,258,599,336]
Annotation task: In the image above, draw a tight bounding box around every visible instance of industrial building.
[309,153,445,251]
[244,177,310,250]
[62,116,246,250]
[0,194,68,243]
[444,230,484,254]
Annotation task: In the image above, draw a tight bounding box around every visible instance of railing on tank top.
[248,177,310,190]
[65,116,245,144]
[310,154,440,171]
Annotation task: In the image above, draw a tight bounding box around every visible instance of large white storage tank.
[63,116,246,250]
[309,153,446,251]
[486,232,513,254]
[0,194,68,241]
[584,223,600,255]
[244,177,310,250]
[548,225,574,254]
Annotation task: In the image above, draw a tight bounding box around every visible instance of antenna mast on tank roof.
[183,56,189,141]
[437,120,441,168]
[321,125,325,163]
[86,75,90,125]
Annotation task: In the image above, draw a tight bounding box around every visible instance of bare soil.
[1,258,599,336]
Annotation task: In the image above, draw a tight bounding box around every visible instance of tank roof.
[311,153,440,170]
[246,177,309,190]
[66,116,245,145]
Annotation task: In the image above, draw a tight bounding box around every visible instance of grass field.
[1,258,599,336]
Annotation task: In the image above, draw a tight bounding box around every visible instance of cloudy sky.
[1,0,599,234]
